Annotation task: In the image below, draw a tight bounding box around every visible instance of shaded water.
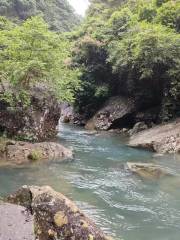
[0,123,180,240]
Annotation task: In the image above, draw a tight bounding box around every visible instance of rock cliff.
[0,85,61,142]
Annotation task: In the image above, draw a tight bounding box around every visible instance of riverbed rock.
[0,202,34,240]
[128,122,148,136]
[85,96,136,130]
[0,140,73,164]
[0,84,61,142]
[127,162,172,179]
[129,118,180,153]
[60,102,74,123]
[6,185,113,240]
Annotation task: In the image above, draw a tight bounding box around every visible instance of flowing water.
[0,123,180,240]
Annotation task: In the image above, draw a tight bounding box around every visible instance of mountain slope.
[0,0,81,31]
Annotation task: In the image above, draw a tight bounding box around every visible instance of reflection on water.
[0,123,180,240]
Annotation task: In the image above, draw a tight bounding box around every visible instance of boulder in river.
[129,118,180,153]
[5,185,113,240]
[127,162,173,180]
[85,96,136,130]
[0,140,73,165]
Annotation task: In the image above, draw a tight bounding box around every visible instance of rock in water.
[129,118,180,154]
[0,140,73,165]
[85,96,135,130]
[127,162,172,180]
[6,185,113,240]
[0,203,34,240]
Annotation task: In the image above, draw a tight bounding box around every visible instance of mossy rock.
[28,149,43,161]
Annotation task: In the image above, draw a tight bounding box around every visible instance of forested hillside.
[72,0,180,123]
[0,0,81,31]
[0,15,81,140]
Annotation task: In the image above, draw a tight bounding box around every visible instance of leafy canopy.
[0,16,81,103]
[71,0,180,120]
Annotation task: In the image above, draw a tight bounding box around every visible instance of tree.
[0,16,80,104]
[71,0,180,121]
[155,1,180,32]
[0,0,81,32]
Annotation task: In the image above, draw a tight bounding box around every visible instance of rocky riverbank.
[129,119,180,154]
[1,185,112,240]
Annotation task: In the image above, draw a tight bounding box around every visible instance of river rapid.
[0,123,180,240]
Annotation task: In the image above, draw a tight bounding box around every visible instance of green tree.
[71,0,180,121]
[0,0,81,32]
[155,1,180,32]
[0,16,80,103]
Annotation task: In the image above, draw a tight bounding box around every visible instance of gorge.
[0,0,180,239]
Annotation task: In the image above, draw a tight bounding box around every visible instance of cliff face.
[0,85,61,142]
[0,0,81,31]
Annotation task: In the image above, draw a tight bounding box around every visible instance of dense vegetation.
[0,16,80,107]
[0,0,80,31]
[0,0,179,126]
[72,0,180,122]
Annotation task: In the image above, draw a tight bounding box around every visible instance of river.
[0,123,180,240]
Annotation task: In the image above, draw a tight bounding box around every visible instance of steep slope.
[0,0,81,31]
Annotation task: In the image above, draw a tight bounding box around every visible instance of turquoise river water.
[0,123,180,240]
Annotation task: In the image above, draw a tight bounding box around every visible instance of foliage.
[0,16,14,30]
[72,0,180,121]
[0,16,81,105]
[28,149,43,161]
[0,0,81,32]
[72,36,113,117]
[155,1,180,32]
[108,23,180,109]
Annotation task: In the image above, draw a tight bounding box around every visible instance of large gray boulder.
[85,96,135,130]
[6,185,113,240]
[0,139,73,165]
[0,85,61,142]
[129,118,180,153]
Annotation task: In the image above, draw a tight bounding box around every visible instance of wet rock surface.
[0,202,34,240]
[128,122,148,136]
[60,102,74,123]
[85,96,136,131]
[127,162,173,180]
[129,119,180,153]
[6,185,112,240]
[0,140,73,165]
